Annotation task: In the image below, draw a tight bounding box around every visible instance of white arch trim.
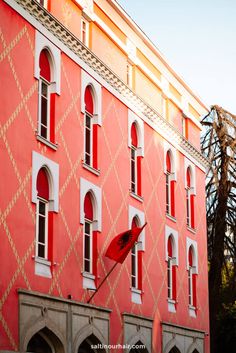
[73,323,108,353]
[81,70,102,125]
[34,31,61,94]
[164,141,177,180]
[125,332,150,353]
[128,205,145,251]
[128,110,144,156]
[186,237,198,273]
[187,341,203,353]
[165,225,179,265]
[184,157,196,193]
[32,151,59,212]
[80,178,102,231]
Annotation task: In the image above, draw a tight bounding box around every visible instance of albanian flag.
[105,223,147,263]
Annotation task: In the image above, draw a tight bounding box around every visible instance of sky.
[118,0,236,114]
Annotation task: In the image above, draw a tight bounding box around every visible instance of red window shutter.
[170,180,175,217]
[167,237,173,257]
[190,194,195,228]
[93,230,98,282]
[93,124,98,169]
[85,86,94,114]
[39,49,51,82]
[84,193,93,220]
[37,168,49,200]
[186,167,191,188]
[188,247,193,267]
[166,151,171,173]
[50,93,56,143]
[193,273,197,307]
[138,251,142,291]
[48,211,53,263]
[137,156,142,196]
[172,265,177,301]
[131,123,138,147]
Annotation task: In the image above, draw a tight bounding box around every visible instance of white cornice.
[4,0,209,171]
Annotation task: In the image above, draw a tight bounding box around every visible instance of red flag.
[105,223,147,264]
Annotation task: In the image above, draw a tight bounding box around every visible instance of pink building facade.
[0,1,209,352]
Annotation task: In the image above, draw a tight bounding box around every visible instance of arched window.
[188,246,197,310]
[129,340,149,353]
[83,192,95,275]
[84,86,98,169]
[166,151,175,217]
[38,49,55,143]
[186,167,195,229]
[78,334,106,353]
[165,226,179,312]
[130,122,142,196]
[27,327,64,353]
[36,167,50,261]
[167,236,176,303]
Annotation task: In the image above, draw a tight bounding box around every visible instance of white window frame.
[164,145,177,219]
[186,238,198,317]
[83,218,93,274]
[131,243,138,289]
[166,171,171,215]
[81,17,89,46]
[186,186,191,227]
[38,76,51,140]
[36,197,49,260]
[167,255,174,301]
[131,145,137,194]
[188,265,194,307]
[84,110,93,167]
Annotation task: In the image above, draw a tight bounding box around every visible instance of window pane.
[85,128,91,154]
[84,234,90,260]
[84,259,90,272]
[38,216,45,243]
[38,243,45,258]
[86,114,91,128]
[39,201,46,215]
[41,97,48,126]
[42,82,48,97]
[41,126,47,139]
[85,222,90,235]
[166,174,170,214]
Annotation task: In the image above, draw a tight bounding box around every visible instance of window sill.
[82,271,96,290]
[36,134,58,151]
[187,226,196,234]
[35,257,52,278]
[82,162,100,176]
[167,298,176,313]
[166,213,176,223]
[130,191,143,203]
[189,305,197,318]
[131,287,142,304]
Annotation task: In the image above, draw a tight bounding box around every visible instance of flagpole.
[87,262,119,304]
